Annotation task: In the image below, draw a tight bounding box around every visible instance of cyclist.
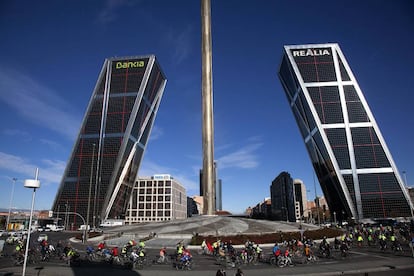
[304,244,312,258]
[255,244,263,261]
[179,248,192,268]
[272,243,281,259]
[97,241,106,251]
[319,237,330,257]
[66,247,79,265]
[157,246,167,263]
[379,232,387,250]
[40,239,48,261]
[340,241,349,257]
[357,234,364,247]
[130,248,139,262]
[201,239,207,254]
[86,245,95,260]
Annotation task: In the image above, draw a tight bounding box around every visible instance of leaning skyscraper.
[52,55,166,228]
[278,43,413,220]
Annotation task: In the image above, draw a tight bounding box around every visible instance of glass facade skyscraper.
[52,55,166,228]
[270,172,296,222]
[278,43,413,220]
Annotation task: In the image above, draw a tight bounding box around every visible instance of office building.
[52,55,167,228]
[270,172,296,222]
[125,174,187,223]
[187,197,199,217]
[192,195,204,215]
[293,179,308,219]
[278,43,413,220]
[216,179,222,211]
[200,161,221,212]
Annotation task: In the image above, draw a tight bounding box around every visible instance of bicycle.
[174,256,193,270]
[132,256,148,270]
[276,252,294,268]
[391,243,404,255]
[305,254,318,263]
[154,254,171,265]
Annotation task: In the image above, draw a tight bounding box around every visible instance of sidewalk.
[1,260,414,276]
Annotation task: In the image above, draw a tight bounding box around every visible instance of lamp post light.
[6,177,17,231]
[333,211,337,225]
[86,143,96,242]
[64,201,69,230]
[22,168,41,276]
[65,212,87,244]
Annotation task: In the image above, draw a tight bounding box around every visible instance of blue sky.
[0,0,413,214]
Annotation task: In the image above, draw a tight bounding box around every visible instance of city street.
[1,231,414,276]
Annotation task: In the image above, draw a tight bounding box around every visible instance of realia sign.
[292,48,330,57]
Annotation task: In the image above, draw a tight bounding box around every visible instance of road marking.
[349,250,392,260]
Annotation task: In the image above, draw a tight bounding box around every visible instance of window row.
[132,202,172,209]
[128,210,171,217]
[137,188,172,194]
[138,181,172,187]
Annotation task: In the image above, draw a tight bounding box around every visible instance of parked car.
[0,230,7,237]
[54,226,65,232]
[38,227,51,232]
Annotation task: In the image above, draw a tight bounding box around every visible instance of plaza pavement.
[100,215,319,248]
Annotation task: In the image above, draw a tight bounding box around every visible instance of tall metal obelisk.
[201,0,215,215]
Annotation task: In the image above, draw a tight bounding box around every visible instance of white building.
[293,179,308,219]
[125,174,187,223]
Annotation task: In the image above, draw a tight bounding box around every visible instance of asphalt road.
[1,231,414,275]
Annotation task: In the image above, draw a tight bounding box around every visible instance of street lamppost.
[333,211,337,225]
[65,212,87,244]
[86,143,96,242]
[22,168,40,276]
[64,201,69,230]
[6,177,17,231]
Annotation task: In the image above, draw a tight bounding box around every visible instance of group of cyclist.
[335,224,406,253]
[208,223,411,268]
[85,239,147,266]
[8,221,411,270]
[11,237,79,266]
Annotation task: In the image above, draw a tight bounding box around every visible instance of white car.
[0,230,7,237]
[54,226,64,232]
